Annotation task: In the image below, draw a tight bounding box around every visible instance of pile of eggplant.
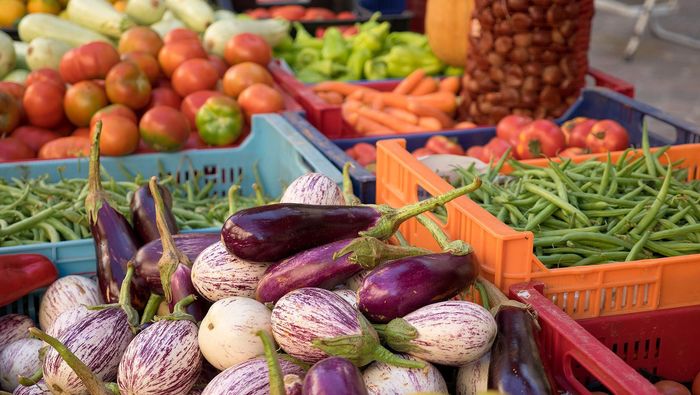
[0,127,554,395]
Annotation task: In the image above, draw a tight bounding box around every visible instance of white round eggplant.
[362,354,447,395]
[38,275,102,330]
[198,297,273,370]
[118,319,202,395]
[202,357,305,395]
[280,173,345,205]
[46,306,93,340]
[0,338,43,391]
[43,308,134,395]
[11,379,50,394]
[332,289,358,310]
[191,242,268,301]
[0,315,34,350]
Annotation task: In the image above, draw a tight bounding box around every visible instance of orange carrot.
[455,121,478,128]
[348,87,379,102]
[408,100,455,128]
[438,76,461,94]
[357,106,424,133]
[371,95,384,111]
[393,69,426,95]
[409,77,439,96]
[313,81,363,96]
[385,107,419,124]
[418,117,442,131]
[376,92,410,110]
[355,114,395,135]
[412,91,458,114]
[344,111,360,127]
[317,91,344,105]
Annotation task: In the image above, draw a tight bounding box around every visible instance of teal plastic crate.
[0,113,343,279]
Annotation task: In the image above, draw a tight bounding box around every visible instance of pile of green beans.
[448,141,700,268]
[0,168,272,247]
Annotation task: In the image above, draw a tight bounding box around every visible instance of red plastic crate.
[509,282,700,394]
[270,61,637,139]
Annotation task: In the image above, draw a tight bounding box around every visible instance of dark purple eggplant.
[168,265,208,321]
[130,183,178,244]
[86,122,149,309]
[302,357,368,395]
[134,233,219,294]
[255,237,430,304]
[222,178,481,262]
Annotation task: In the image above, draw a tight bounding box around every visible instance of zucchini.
[27,37,72,71]
[67,0,135,38]
[18,14,112,47]
[0,31,16,79]
[214,9,237,21]
[165,0,214,32]
[3,69,29,84]
[13,41,28,70]
[203,19,289,56]
[126,0,166,25]
[151,18,186,38]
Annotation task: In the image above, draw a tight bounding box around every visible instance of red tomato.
[0,82,25,103]
[72,127,90,138]
[425,135,464,155]
[496,115,531,146]
[25,69,65,92]
[139,106,190,151]
[90,115,139,156]
[352,142,377,166]
[148,87,182,110]
[184,131,209,150]
[222,62,273,98]
[561,117,596,148]
[585,120,629,153]
[90,104,138,131]
[270,5,305,20]
[38,136,90,159]
[237,83,284,119]
[341,25,358,37]
[181,90,225,130]
[121,51,161,84]
[224,33,272,66]
[0,137,35,161]
[118,26,164,56]
[515,120,566,159]
[171,58,219,97]
[208,54,228,78]
[0,92,21,134]
[105,61,152,110]
[23,81,65,128]
[466,146,488,162]
[64,81,108,127]
[484,137,513,161]
[11,126,61,152]
[336,11,355,19]
[654,380,691,395]
[692,371,700,395]
[246,8,271,19]
[158,39,207,77]
[412,147,435,158]
[558,147,586,158]
[163,28,199,45]
[59,42,121,84]
[302,7,336,20]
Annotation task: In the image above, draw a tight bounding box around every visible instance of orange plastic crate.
[375,140,700,319]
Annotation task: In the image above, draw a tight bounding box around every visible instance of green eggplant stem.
[17,367,42,386]
[475,281,491,311]
[415,214,472,256]
[140,293,163,325]
[155,294,197,323]
[372,346,425,369]
[88,263,139,332]
[85,121,104,225]
[342,162,361,206]
[257,330,285,395]
[227,184,240,216]
[332,237,430,270]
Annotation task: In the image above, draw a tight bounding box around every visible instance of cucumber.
[2,69,29,84]
[67,0,135,38]
[26,37,72,71]
[13,41,28,70]
[165,0,214,32]
[0,31,16,79]
[18,14,112,47]
[126,0,166,25]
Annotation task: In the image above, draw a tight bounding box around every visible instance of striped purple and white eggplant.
[117,295,202,395]
[198,297,272,370]
[0,338,43,391]
[47,307,94,341]
[302,357,368,395]
[271,288,422,369]
[345,271,369,292]
[134,233,219,294]
[222,178,481,262]
[280,173,345,206]
[38,276,103,330]
[191,242,268,302]
[332,289,358,310]
[201,357,305,395]
[0,315,34,350]
[376,301,496,367]
[256,238,429,304]
[362,354,447,395]
[284,375,302,395]
[457,352,490,395]
[187,389,203,395]
[11,380,50,394]
[357,242,478,323]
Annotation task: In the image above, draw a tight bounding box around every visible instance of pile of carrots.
[312,69,476,136]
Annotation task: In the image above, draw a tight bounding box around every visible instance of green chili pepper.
[321,27,349,64]
[346,48,371,80]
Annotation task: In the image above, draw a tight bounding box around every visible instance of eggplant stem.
[380,318,421,354]
[416,214,472,256]
[140,293,163,326]
[343,162,361,206]
[253,183,265,206]
[392,230,409,246]
[149,176,192,303]
[279,354,312,371]
[475,281,491,311]
[85,121,105,225]
[28,328,113,395]
[17,367,42,386]
[371,346,426,369]
[119,263,140,333]
[332,237,430,270]
[362,177,481,240]
[257,330,285,395]
[227,184,240,216]
[155,294,197,323]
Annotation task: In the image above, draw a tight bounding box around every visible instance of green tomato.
[195,96,243,146]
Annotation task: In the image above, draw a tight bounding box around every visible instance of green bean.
[598,153,612,195]
[537,226,605,237]
[569,252,631,266]
[569,192,640,208]
[584,208,632,218]
[632,163,673,236]
[0,202,69,237]
[543,246,616,257]
[38,222,60,243]
[46,218,80,241]
[652,242,700,253]
[525,203,558,231]
[618,155,647,177]
[625,230,651,261]
[523,184,591,226]
[562,232,634,249]
[649,223,700,240]
[537,254,582,267]
[616,148,633,171]
[579,202,610,210]
[607,198,651,235]
[641,124,657,178]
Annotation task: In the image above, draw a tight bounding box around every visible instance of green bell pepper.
[293,22,323,50]
[321,27,349,64]
[385,32,429,49]
[363,57,388,80]
[383,46,445,78]
[195,96,243,146]
[346,48,372,80]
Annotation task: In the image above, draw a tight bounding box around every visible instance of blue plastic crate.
[290,88,700,203]
[0,114,343,278]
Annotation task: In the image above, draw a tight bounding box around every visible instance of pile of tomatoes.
[245,5,355,21]
[0,26,288,162]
